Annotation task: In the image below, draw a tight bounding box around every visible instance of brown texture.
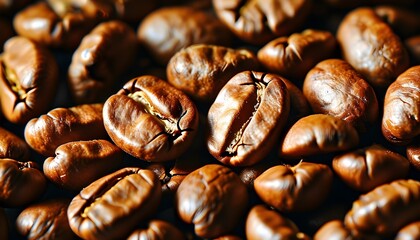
[407,142,420,171]
[68,168,161,240]
[314,220,354,240]
[24,103,107,157]
[374,5,420,38]
[395,221,420,240]
[127,220,186,240]
[0,126,30,161]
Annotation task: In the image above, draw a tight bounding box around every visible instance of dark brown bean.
[103,75,199,162]
[279,114,359,159]
[303,59,379,132]
[382,65,420,145]
[313,220,354,240]
[127,220,186,240]
[407,142,420,171]
[175,164,248,239]
[0,36,58,124]
[374,5,420,38]
[344,179,420,238]
[333,144,410,192]
[68,20,138,104]
[207,71,290,166]
[68,168,161,240]
[16,198,76,240]
[24,103,107,157]
[258,29,336,80]
[337,7,409,88]
[213,0,312,45]
[0,159,46,207]
[0,126,30,161]
[167,44,259,103]
[43,139,123,191]
[254,162,333,212]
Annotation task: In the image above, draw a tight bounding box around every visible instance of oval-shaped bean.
[279,114,359,159]
[103,75,199,162]
[332,144,410,192]
[43,139,123,191]
[395,221,420,240]
[167,44,259,103]
[344,179,420,238]
[0,36,58,124]
[407,142,420,171]
[24,103,107,156]
[127,220,185,240]
[246,204,309,240]
[258,29,336,80]
[68,20,138,104]
[16,198,76,240]
[68,168,161,240]
[175,164,248,239]
[0,159,46,207]
[303,59,378,132]
[382,65,420,145]
[207,71,290,166]
[337,7,409,88]
[0,126,30,161]
[254,162,333,212]
[314,220,354,240]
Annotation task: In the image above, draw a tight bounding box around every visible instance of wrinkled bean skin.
[68,20,138,104]
[0,159,46,207]
[246,204,309,240]
[103,76,199,162]
[0,126,30,161]
[303,59,379,132]
[345,179,420,238]
[0,36,58,124]
[374,5,420,39]
[167,44,260,103]
[175,164,248,239]
[280,114,359,159]
[0,208,8,239]
[68,168,161,240]
[16,198,76,240]
[12,1,100,49]
[44,139,123,191]
[407,142,420,171]
[258,29,336,80]
[127,220,186,240]
[254,162,333,212]
[337,7,409,88]
[24,103,107,157]
[138,6,233,65]
[314,220,354,240]
[207,71,290,166]
[395,221,420,240]
[212,0,312,45]
[332,144,410,192]
[382,66,420,145]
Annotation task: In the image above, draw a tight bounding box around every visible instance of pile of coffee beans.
[0,0,419,239]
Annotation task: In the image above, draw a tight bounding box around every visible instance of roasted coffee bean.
[103,75,199,162]
[127,220,186,240]
[0,36,58,124]
[314,220,354,240]
[16,198,76,240]
[207,71,290,166]
[344,179,420,238]
[303,59,378,132]
[44,139,123,191]
[0,126,30,161]
[68,168,161,240]
[68,20,138,104]
[333,144,410,192]
[13,1,100,49]
[167,44,259,103]
[280,114,359,159]
[337,7,409,88]
[213,0,312,45]
[374,5,420,38]
[254,162,333,212]
[405,36,420,65]
[395,221,420,240]
[237,158,277,187]
[138,6,233,65]
[246,204,309,240]
[382,65,420,145]
[175,164,248,239]
[0,208,8,239]
[258,29,336,80]
[24,103,107,156]
[407,142,420,171]
[280,76,311,125]
[0,159,46,207]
